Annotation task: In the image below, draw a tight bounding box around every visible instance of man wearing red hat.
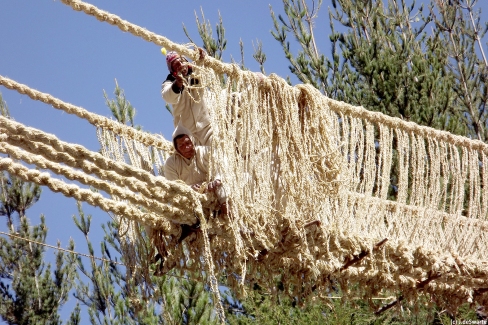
[161,49,213,146]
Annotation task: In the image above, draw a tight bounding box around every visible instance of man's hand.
[191,183,202,192]
[174,73,185,89]
[207,179,221,192]
[197,47,207,61]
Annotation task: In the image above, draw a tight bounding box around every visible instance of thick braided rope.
[0,116,207,215]
[319,231,488,306]
[0,157,178,233]
[0,140,194,223]
[0,114,222,315]
[59,0,236,76]
[296,84,488,154]
[3,134,175,208]
[57,0,488,155]
[241,217,488,309]
[0,75,173,153]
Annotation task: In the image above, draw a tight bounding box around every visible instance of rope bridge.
[1,0,487,317]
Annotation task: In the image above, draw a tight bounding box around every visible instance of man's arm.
[164,156,204,192]
[196,146,224,193]
[163,156,179,182]
[161,74,183,104]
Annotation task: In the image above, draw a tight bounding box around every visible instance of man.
[161,49,213,146]
[148,124,226,275]
[164,124,227,215]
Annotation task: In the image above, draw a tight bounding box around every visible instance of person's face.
[175,135,195,159]
[171,56,189,76]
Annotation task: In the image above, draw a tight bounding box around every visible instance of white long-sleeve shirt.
[161,73,212,146]
[164,145,227,204]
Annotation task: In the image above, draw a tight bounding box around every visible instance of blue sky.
[0,0,487,322]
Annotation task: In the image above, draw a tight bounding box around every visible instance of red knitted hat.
[166,51,180,73]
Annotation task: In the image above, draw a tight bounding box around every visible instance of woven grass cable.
[0,149,223,292]
[0,116,206,217]
[3,133,184,210]
[0,75,173,153]
[0,141,184,221]
[0,157,178,233]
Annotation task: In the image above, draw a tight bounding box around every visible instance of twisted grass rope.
[5,132,177,206]
[0,116,208,217]
[0,75,173,152]
[0,141,188,221]
[324,93,488,154]
[0,157,178,233]
[57,0,488,155]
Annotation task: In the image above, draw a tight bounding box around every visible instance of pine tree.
[270,0,487,138]
[160,271,217,325]
[70,203,160,325]
[103,79,139,129]
[71,210,219,324]
[0,92,78,325]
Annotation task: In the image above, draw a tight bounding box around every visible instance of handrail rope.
[3,133,179,206]
[0,141,188,219]
[0,75,173,152]
[298,83,488,154]
[0,157,185,231]
[0,116,206,209]
[59,0,230,71]
[58,0,488,155]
